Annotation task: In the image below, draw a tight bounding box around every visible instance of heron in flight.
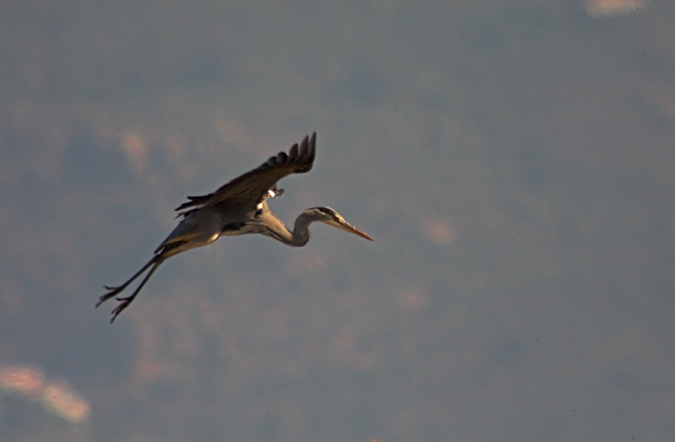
[97,133,373,322]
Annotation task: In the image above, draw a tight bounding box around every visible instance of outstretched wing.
[175,133,316,214]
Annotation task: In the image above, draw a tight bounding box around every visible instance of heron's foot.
[96,285,124,308]
[109,296,135,323]
[96,258,159,322]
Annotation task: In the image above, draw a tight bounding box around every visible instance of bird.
[97,133,373,322]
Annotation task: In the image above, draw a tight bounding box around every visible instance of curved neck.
[286,211,315,246]
[256,207,317,247]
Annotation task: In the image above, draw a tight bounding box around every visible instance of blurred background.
[1,1,674,441]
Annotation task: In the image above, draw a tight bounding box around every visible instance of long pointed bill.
[328,219,374,241]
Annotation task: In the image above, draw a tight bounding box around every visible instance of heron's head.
[308,207,373,241]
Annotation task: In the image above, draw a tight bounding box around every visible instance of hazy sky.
[1,1,674,441]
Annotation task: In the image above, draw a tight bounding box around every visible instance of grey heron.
[97,133,373,322]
